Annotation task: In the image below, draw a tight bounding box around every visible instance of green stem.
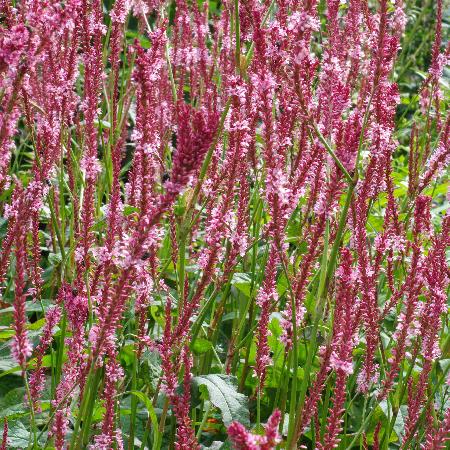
[54,313,67,390]
[307,123,353,184]
[129,347,139,449]
[257,389,261,431]
[70,364,96,449]
[196,401,212,440]
[153,398,170,450]
[48,192,66,261]
[24,372,37,449]
[284,254,299,446]
[346,398,376,449]
[79,368,102,448]
[177,226,187,310]
[288,221,330,449]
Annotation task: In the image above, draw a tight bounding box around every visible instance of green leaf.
[129,391,159,431]
[48,252,62,266]
[439,359,450,373]
[0,217,8,238]
[276,274,288,297]
[231,273,252,297]
[28,318,46,330]
[0,299,53,315]
[392,405,408,441]
[5,421,29,448]
[0,404,27,421]
[192,374,249,427]
[192,338,213,355]
[379,399,407,442]
[0,328,14,339]
[141,350,162,390]
[0,356,19,372]
[119,344,135,367]
[128,390,161,448]
[123,204,140,216]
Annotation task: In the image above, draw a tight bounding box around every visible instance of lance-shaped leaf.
[192,374,249,427]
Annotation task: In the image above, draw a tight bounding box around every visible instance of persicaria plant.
[0,0,448,449]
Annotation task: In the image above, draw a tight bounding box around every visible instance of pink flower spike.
[228,409,281,450]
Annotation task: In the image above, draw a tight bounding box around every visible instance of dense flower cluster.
[228,409,282,450]
[0,0,448,449]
